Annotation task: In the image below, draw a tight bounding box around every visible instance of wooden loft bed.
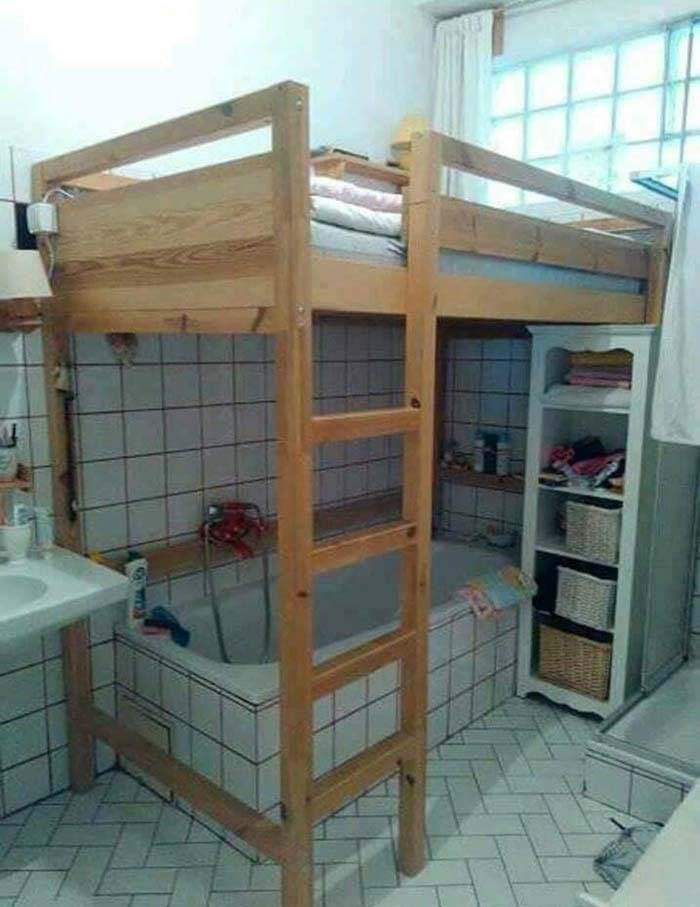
[31,82,674,907]
[33,86,672,335]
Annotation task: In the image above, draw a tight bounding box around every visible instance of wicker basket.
[565,500,621,564]
[538,623,612,700]
[555,565,617,630]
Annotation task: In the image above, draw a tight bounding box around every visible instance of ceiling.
[417,0,572,18]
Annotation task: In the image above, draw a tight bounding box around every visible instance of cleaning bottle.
[125,551,148,629]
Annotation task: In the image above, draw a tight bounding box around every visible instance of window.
[490,18,700,206]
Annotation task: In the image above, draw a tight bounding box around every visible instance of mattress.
[311,220,644,295]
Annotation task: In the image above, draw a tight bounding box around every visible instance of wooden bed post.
[398,130,441,876]
[271,82,315,906]
[31,165,96,794]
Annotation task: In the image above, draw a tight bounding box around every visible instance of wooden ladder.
[273,87,439,907]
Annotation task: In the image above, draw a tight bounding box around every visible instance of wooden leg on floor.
[61,620,95,792]
[281,842,314,907]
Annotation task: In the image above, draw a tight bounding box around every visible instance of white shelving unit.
[518,326,698,719]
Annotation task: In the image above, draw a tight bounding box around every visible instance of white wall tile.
[0,200,16,248]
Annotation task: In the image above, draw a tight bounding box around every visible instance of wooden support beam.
[61,622,95,792]
[312,628,415,700]
[36,82,292,186]
[311,520,416,574]
[83,707,288,863]
[311,407,419,444]
[271,81,316,907]
[311,731,412,823]
[439,134,673,230]
[398,129,441,878]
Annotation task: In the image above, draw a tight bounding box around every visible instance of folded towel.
[311,175,403,213]
[310,195,402,237]
[570,351,633,367]
[454,566,537,621]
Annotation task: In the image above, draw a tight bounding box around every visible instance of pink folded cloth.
[567,376,632,388]
[568,368,632,381]
[310,175,403,213]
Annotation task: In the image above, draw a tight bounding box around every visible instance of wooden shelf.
[105,491,402,582]
[311,152,409,188]
[0,464,33,494]
[441,466,524,494]
[538,482,623,502]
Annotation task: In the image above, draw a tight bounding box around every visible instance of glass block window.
[490,17,700,206]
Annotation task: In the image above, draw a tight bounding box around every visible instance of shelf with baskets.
[517,326,699,719]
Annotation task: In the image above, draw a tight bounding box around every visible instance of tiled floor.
[0,697,634,906]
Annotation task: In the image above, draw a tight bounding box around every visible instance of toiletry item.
[0,447,17,481]
[474,433,485,473]
[483,432,499,475]
[125,552,148,628]
[34,507,55,553]
[497,434,511,477]
[1,523,32,561]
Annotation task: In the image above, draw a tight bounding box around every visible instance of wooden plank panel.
[312,629,415,700]
[36,83,289,185]
[311,731,412,823]
[61,622,95,792]
[53,274,274,313]
[57,237,274,291]
[437,273,647,324]
[439,196,650,279]
[311,520,416,575]
[311,407,419,444]
[56,154,273,262]
[440,134,673,230]
[311,255,406,315]
[62,306,281,336]
[83,707,287,863]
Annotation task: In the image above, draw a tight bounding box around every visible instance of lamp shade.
[0,250,53,300]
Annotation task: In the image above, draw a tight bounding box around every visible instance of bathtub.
[114,539,519,848]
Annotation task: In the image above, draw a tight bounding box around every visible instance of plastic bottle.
[497,434,511,477]
[474,433,485,473]
[125,552,148,629]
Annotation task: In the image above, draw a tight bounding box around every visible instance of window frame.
[490,15,700,200]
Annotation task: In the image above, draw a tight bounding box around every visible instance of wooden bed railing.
[409,131,674,324]
[32,83,303,335]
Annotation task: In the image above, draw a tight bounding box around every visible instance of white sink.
[4,576,48,606]
[0,548,128,643]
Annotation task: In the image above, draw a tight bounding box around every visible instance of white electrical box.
[26,202,59,235]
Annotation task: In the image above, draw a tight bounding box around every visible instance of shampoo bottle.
[125,552,148,628]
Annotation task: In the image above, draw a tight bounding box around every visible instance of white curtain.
[432,10,494,200]
[651,165,700,444]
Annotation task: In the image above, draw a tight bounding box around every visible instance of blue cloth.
[146,606,191,648]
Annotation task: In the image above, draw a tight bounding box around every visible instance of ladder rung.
[311,731,413,823]
[311,520,416,574]
[312,627,415,700]
[311,407,420,444]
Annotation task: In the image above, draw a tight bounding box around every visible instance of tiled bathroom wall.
[437,335,530,540]
[70,317,405,604]
[0,326,118,818]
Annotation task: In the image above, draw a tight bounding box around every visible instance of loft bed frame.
[32,82,674,907]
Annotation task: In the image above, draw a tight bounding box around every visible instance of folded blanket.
[568,368,632,381]
[311,175,403,213]
[310,195,402,237]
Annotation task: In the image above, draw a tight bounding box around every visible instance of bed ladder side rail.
[271,82,316,907]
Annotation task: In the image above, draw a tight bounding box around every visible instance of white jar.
[1,523,32,561]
